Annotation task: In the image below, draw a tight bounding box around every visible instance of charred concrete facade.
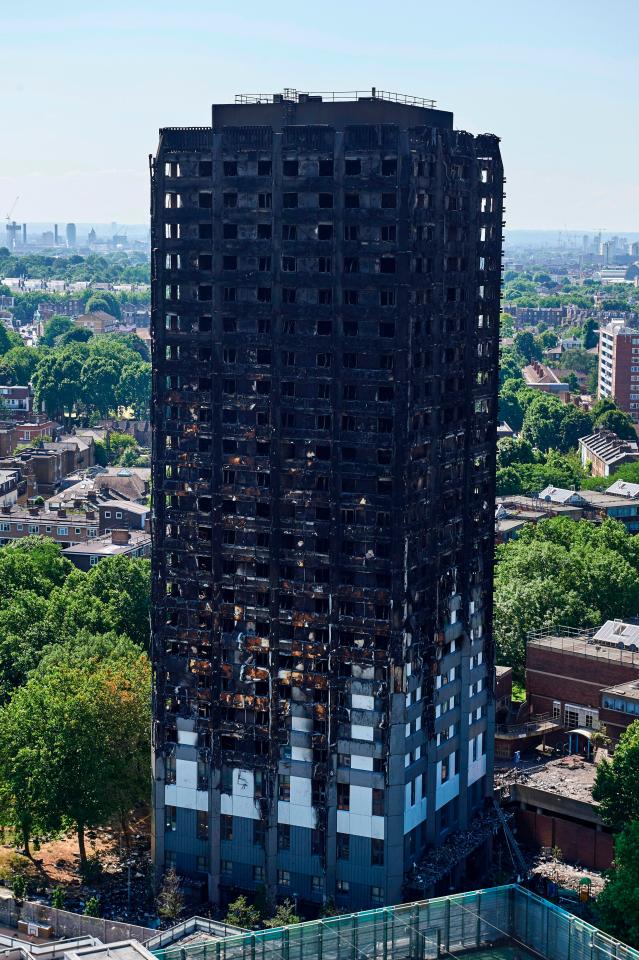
[150,91,503,911]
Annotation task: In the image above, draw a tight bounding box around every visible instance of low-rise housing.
[99,499,149,533]
[62,528,150,570]
[74,311,119,335]
[0,384,33,419]
[523,360,570,402]
[0,505,99,548]
[579,428,639,477]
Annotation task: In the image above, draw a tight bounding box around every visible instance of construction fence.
[0,894,156,944]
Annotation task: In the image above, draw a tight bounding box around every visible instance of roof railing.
[234,88,437,108]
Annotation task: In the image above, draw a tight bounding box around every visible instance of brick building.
[150,89,503,907]
[578,428,639,477]
[62,528,151,570]
[598,320,639,421]
[527,622,639,739]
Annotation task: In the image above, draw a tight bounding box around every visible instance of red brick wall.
[516,809,613,870]
[527,646,639,717]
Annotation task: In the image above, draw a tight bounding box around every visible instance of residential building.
[0,385,34,419]
[522,361,570,402]
[150,90,503,907]
[98,499,149,533]
[74,311,119,335]
[579,428,639,477]
[598,319,639,421]
[537,485,639,533]
[62,528,151,570]
[0,506,99,548]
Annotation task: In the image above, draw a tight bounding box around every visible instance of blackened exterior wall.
[150,94,503,910]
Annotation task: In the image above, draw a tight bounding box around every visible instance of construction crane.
[4,196,19,221]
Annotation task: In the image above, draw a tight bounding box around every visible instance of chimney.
[86,510,96,520]
[111,529,131,545]
[57,508,66,518]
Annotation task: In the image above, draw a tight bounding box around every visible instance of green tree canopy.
[594,408,636,441]
[0,642,150,861]
[593,720,639,829]
[495,519,639,678]
[85,292,121,319]
[582,317,599,350]
[513,331,542,363]
[41,315,74,347]
[596,822,639,947]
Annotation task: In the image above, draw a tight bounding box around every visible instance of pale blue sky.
[2,0,637,230]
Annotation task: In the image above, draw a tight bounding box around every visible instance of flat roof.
[602,678,639,700]
[62,531,150,556]
[528,632,639,667]
[515,756,597,805]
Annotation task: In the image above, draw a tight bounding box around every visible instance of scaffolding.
[150,886,639,960]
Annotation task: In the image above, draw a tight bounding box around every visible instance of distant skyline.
[2,0,638,230]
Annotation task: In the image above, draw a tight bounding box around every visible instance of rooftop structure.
[501,758,613,870]
[606,478,639,498]
[62,528,150,569]
[579,429,639,477]
[151,90,503,908]
[522,361,570,400]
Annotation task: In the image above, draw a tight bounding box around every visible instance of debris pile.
[409,806,504,888]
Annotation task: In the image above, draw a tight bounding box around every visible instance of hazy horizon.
[2,0,638,231]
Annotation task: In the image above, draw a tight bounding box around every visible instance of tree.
[85,292,121,319]
[41,315,74,347]
[32,345,87,418]
[495,519,639,678]
[499,379,527,432]
[79,354,120,416]
[225,895,262,930]
[521,394,566,452]
[115,361,151,417]
[596,823,639,947]
[264,899,301,928]
[558,407,593,451]
[513,331,542,363]
[83,897,100,918]
[0,346,42,386]
[58,327,93,346]
[593,720,639,829]
[594,409,636,441]
[156,868,184,922]
[496,437,535,469]
[0,325,22,357]
[582,317,598,350]
[538,330,558,349]
[0,645,150,864]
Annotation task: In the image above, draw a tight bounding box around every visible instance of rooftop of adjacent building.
[62,528,150,556]
[523,361,568,388]
[527,620,639,665]
[579,428,639,463]
[601,677,639,701]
